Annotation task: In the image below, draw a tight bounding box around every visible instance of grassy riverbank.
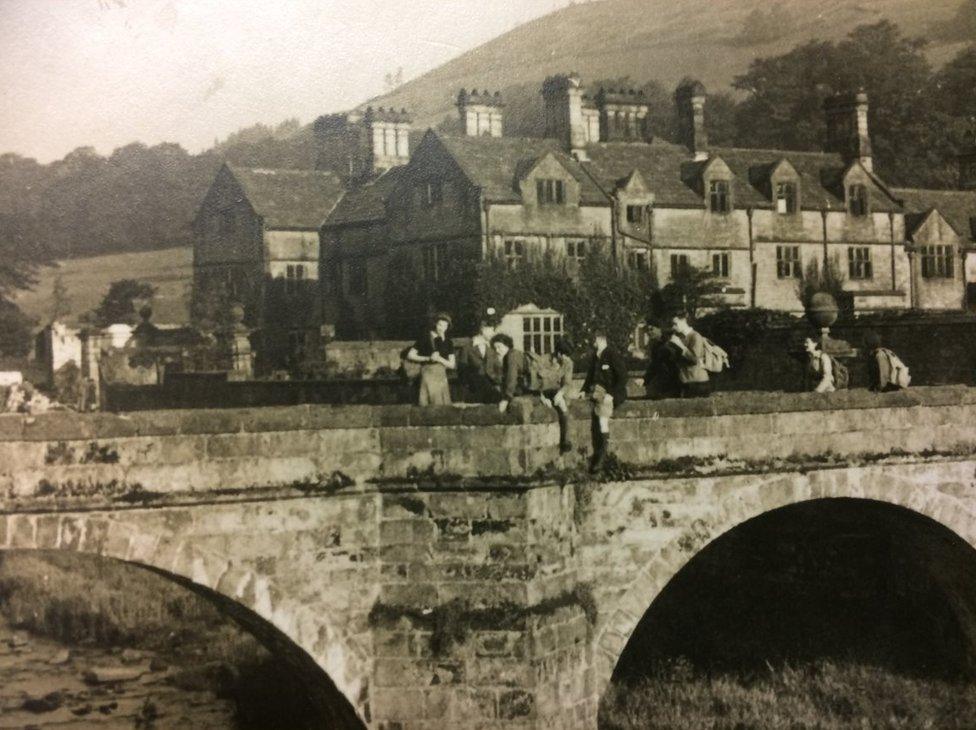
[601,659,976,729]
[0,550,319,729]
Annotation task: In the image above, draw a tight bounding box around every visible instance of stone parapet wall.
[2,386,975,505]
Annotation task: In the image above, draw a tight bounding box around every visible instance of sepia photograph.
[1,0,976,727]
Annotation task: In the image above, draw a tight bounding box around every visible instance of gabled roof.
[431,133,608,205]
[894,187,976,241]
[583,140,702,206]
[226,165,345,229]
[326,166,409,227]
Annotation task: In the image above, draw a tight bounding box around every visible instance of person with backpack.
[864,331,911,392]
[490,333,531,414]
[803,336,849,392]
[581,330,628,473]
[669,312,716,398]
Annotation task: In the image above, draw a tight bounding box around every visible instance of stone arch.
[591,462,976,705]
[0,509,368,729]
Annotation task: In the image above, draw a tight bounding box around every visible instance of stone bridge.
[3,387,976,728]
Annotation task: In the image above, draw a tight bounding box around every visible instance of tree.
[85,279,156,327]
[653,266,728,321]
[50,273,71,322]
[0,298,34,358]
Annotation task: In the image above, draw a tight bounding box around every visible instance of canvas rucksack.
[879,348,911,389]
[700,337,730,374]
[827,354,850,390]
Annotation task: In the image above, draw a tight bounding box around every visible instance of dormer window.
[709,180,731,213]
[626,205,645,225]
[536,179,566,205]
[775,182,797,214]
[847,184,868,216]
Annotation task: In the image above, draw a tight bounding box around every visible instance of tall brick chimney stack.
[824,91,873,172]
[541,73,588,159]
[457,89,504,137]
[675,79,708,161]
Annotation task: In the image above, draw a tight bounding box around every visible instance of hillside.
[368,0,968,132]
[12,247,192,328]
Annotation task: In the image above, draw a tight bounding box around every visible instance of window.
[288,331,305,358]
[709,180,731,213]
[422,180,443,207]
[504,239,525,270]
[348,259,367,296]
[626,205,646,225]
[848,184,868,217]
[670,253,690,280]
[712,252,730,278]
[423,243,449,282]
[920,245,954,279]
[566,239,587,266]
[522,313,564,355]
[285,264,306,294]
[847,247,873,280]
[628,249,649,272]
[775,182,797,214]
[776,246,801,279]
[536,179,565,205]
[218,209,234,235]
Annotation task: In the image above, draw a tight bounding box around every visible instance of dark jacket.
[500,349,530,400]
[583,346,628,406]
[458,337,503,392]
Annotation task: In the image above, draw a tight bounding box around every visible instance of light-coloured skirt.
[419,363,451,405]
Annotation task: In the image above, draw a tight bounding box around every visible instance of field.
[12,247,193,327]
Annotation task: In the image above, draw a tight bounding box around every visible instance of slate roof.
[227,166,345,229]
[327,166,409,227]
[893,188,976,241]
[581,143,902,212]
[432,134,608,205]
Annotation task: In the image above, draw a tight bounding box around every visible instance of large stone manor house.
[193,73,976,368]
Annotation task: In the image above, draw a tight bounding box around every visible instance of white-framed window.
[712,252,731,278]
[920,245,954,278]
[504,239,525,270]
[566,239,588,266]
[522,313,564,355]
[670,253,690,280]
[775,182,797,214]
[848,184,868,217]
[285,264,306,294]
[847,246,873,280]
[536,179,566,205]
[776,245,801,279]
[709,180,731,213]
[422,180,443,207]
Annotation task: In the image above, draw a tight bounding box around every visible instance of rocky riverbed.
[0,619,236,729]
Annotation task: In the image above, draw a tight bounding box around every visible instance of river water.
[0,619,236,729]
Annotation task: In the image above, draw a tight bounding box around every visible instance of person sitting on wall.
[864,331,911,392]
[406,313,456,406]
[457,310,503,402]
[669,311,711,398]
[537,338,576,453]
[490,333,531,414]
[642,324,684,400]
[803,336,836,393]
[580,330,628,473]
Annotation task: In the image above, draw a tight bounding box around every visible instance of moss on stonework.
[367,584,597,657]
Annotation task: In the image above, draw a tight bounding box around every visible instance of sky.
[0,0,563,163]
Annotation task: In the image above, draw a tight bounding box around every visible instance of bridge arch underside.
[600,497,976,719]
[0,511,368,730]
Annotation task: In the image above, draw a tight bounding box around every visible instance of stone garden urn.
[805,291,855,357]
